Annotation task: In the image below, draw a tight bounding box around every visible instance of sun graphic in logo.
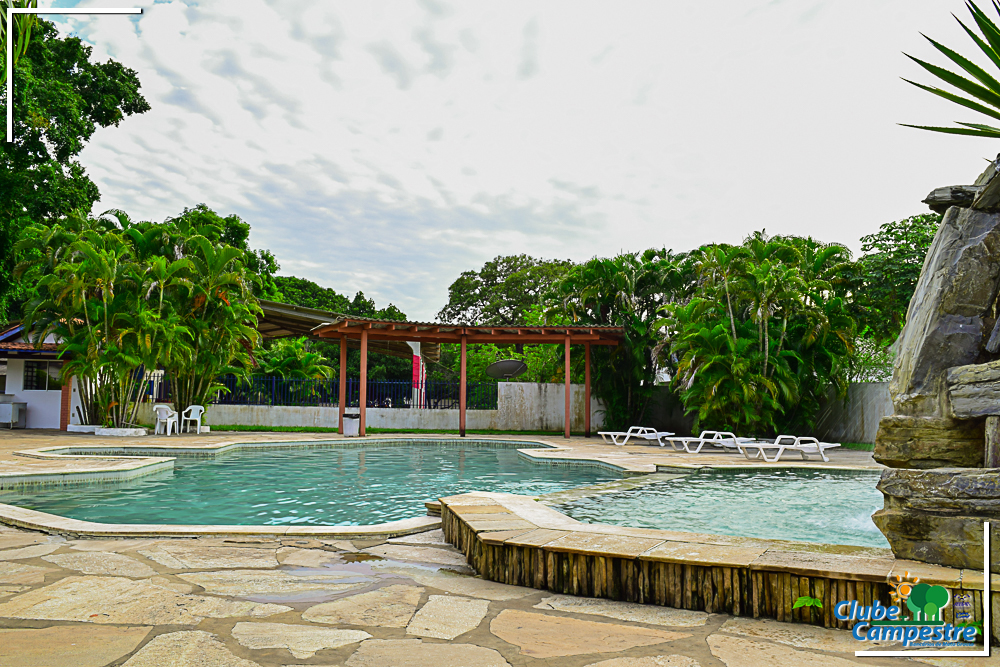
[889,570,921,607]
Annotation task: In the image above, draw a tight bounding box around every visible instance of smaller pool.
[556,468,888,548]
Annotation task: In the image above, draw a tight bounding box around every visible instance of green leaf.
[899,122,1000,137]
[793,595,822,609]
[905,53,1000,109]
[902,78,1000,121]
[923,32,1000,93]
[956,120,1000,130]
[966,1,1000,63]
[954,14,1000,74]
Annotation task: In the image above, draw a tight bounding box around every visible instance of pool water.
[556,468,888,548]
[0,442,619,526]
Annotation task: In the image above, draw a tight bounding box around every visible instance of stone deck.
[0,430,993,663]
[0,523,989,666]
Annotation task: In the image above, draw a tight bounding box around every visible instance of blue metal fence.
[147,376,498,410]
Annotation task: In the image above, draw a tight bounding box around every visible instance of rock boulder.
[872,468,1000,572]
[888,205,1000,418]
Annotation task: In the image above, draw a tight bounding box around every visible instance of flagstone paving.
[0,506,990,665]
[0,524,990,665]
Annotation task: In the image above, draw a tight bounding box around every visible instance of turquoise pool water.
[0,442,619,526]
[556,468,888,548]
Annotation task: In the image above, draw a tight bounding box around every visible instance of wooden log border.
[443,502,999,644]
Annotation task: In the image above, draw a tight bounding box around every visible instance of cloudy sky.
[41,0,998,320]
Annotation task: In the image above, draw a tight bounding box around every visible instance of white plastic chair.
[153,404,178,435]
[181,405,205,434]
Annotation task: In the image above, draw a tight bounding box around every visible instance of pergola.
[310,316,624,438]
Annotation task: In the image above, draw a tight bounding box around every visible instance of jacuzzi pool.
[0,441,619,526]
[556,468,888,548]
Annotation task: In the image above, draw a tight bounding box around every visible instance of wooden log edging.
[440,492,998,643]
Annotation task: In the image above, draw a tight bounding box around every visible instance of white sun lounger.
[663,431,757,453]
[598,426,675,446]
[734,435,842,462]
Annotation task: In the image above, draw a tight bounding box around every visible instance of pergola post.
[564,335,571,439]
[359,328,368,437]
[338,334,347,434]
[459,334,467,437]
[584,343,591,437]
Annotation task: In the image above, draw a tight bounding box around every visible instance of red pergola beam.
[312,317,623,438]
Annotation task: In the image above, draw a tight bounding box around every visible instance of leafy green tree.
[848,214,941,345]
[425,305,586,384]
[166,205,279,298]
[272,275,411,381]
[1,1,38,88]
[547,250,692,429]
[258,337,333,380]
[666,302,794,434]
[438,254,574,325]
[17,209,263,424]
[273,276,351,313]
[656,232,856,435]
[1,18,150,323]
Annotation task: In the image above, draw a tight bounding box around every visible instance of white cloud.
[37,0,998,319]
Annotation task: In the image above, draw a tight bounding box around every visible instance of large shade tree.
[1,18,150,323]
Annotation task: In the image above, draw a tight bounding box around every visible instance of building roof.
[257,300,423,360]
[0,341,62,359]
[0,323,23,342]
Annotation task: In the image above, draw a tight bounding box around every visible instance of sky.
[38,0,1000,320]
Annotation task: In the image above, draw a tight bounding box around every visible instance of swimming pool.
[556,468,888,548]
[0,441,619,526]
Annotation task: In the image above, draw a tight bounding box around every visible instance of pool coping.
[0,501,442,539]
[0,436,625,539]
[0,435,886,542]
[0,436,651,491]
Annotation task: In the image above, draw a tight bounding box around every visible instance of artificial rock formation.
[873,158,1000,572]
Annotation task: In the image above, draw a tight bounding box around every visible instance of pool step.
[425,501,442,516]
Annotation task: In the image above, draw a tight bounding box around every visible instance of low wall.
[134,382,605,432]
[812,382,893,444]
[645,382,893,444]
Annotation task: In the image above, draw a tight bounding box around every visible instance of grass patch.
[841,442,874,451]
[210,425,340,433]
[208,425,579,436]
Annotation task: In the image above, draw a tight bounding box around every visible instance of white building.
[0,324,78,429]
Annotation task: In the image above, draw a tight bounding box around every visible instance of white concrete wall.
[134,382,606,432]
[497,383,603,431]
[812,382,893,444]
[3,359,62,429]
